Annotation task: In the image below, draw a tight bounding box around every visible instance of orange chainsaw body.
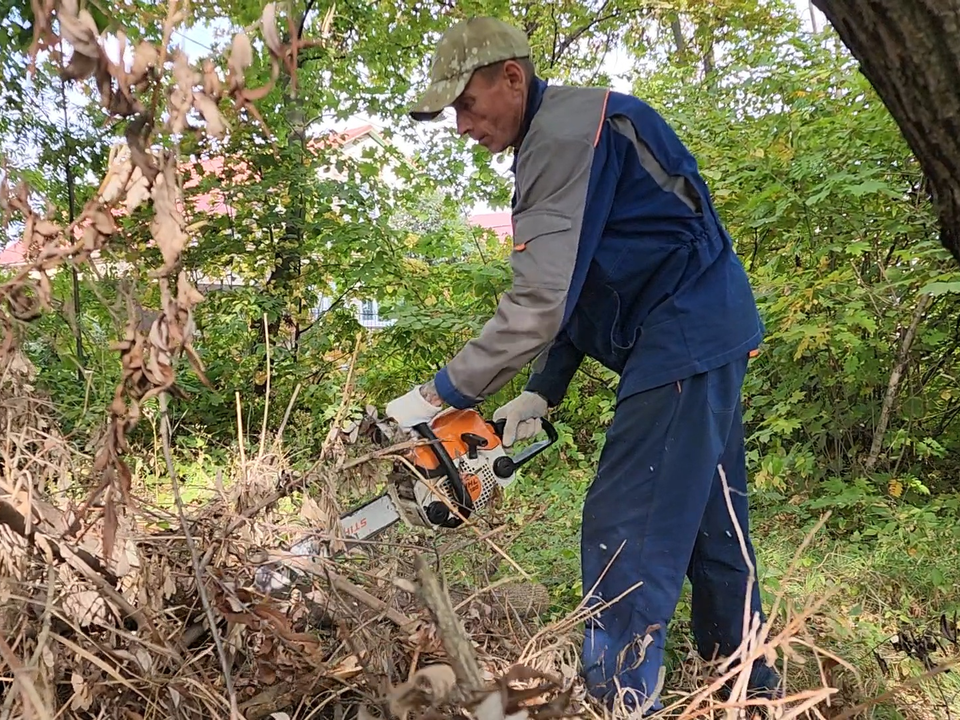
[406,409,505,504]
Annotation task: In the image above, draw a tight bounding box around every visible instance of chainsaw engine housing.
[403,409,517,528]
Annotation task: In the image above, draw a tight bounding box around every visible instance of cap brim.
[408,72,471,122]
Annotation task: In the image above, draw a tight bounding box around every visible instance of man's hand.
[385,381,443,430]
[493,391,548,447]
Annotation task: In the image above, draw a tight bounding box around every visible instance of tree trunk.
[812,0,960,264]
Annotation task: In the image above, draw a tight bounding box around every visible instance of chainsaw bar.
[337,491,402,543]
[252,490,404,595]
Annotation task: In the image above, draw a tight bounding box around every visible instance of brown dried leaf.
[149,159,188,273]
[63,589,109,627]
[176,271,204,309]
[129,41,158,85]
[168,51,198,134]
[92,209,116,235]
[329,654,362,680]
[228,31,253,86]
[240,84,275,102]
[59,7,101,58]
[69,671,92,711]
[192,91,226,139]
[37,271,53,311]
[261,3,283,57]
[202,59,222,99]
[99,158,132,205]
[125,169,151,213]
[33,219,59,237]
[392,577,417,594]
[102,495,117,563]
[388,664,457,720]
[62,50,98,81]
[320,3,337,38]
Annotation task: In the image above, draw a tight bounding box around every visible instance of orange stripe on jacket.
[594,90,611,147]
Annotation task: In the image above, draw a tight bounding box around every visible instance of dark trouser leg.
[687,396,782,697]
[580,357,775,712]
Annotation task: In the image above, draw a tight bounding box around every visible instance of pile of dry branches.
[0,399,578,720]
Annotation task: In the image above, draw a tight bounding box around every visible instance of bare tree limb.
[865,292,935,472]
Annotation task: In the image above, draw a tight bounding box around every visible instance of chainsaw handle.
[490,417,559,478]
[412,421,473,528]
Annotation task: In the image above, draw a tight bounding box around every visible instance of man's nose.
[455,113,472,137]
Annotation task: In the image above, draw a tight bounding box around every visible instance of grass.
[488,462,960,719]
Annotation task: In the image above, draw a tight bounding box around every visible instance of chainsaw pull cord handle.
[412,421,474,528]
[489,417,559,479]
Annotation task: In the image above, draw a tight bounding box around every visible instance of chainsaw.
[253,408,558,595]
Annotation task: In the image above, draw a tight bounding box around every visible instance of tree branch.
[864,292,935,472]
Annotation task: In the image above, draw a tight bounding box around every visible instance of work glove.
[385,385,442,430]
[493,391,548,447]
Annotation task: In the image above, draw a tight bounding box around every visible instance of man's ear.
[503,59,527,90]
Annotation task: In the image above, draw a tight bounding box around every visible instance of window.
[359,300,377,323]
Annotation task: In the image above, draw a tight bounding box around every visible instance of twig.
[0,633,50,720]
[394,454,535,582]
[326,569,416,628]
[717,462,759,705]
[258,312,271,460]
[453,575,524,613]
[271,382,302,451]
[413,553,484,694]
[339,438,428,470]
[320,330,363,462]
[235,391,247,482]
[160,395,242,720]
[0,563,54,719]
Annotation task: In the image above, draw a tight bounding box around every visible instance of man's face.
[451,60,527,154]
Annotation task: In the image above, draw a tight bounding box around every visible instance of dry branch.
[414,553,485,694]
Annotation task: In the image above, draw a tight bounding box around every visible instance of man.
[385,16,782,713]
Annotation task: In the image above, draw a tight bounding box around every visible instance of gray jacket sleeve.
[432,131,598,408]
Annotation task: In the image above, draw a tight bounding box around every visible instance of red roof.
[468,211,512,240]
[0,240,25,267]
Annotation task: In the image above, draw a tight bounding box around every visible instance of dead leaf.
[228,31,253,85]
[168,51,197,134]
[70,671,92,711]
[392,577,417,594]
[129,41,158,85]
[261,3,283,57]
[63,589,110,627]
[202,59,222,99]
[192,91,226,138]
[329,654,362,680]
[388,664,457,720]
[474,690,523,720]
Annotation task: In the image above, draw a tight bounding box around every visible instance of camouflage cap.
[409,17,531,122]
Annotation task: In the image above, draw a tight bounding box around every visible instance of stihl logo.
[344,517,367,536]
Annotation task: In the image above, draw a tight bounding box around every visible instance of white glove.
[385,386,442,429]
[493,391,548,447]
